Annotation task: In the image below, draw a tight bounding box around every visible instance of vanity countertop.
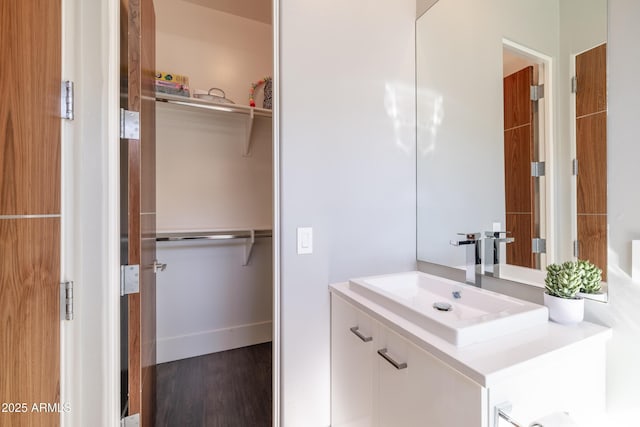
[330,281,611,388]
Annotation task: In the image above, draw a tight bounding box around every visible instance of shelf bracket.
[243,229,256,266]
[243,108,255,157]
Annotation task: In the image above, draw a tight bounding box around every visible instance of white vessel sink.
[349,271,548,347]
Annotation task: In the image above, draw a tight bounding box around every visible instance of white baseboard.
[157,320,273,364]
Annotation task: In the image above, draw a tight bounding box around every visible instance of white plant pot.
[543,292,584,324]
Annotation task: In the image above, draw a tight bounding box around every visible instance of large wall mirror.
[416,0,608,301]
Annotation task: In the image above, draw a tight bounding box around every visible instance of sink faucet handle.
[457,232,481,240]
[485,231,515,243]
[450,232,482,247]
[484,230,511,238]
[451,233,478,246]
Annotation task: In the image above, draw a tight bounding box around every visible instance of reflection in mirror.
[416,0,608,300]
[501,42,548,271]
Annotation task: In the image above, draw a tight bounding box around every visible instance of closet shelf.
[156,228,272,242]
[156,228,272,266]
[156,93,272,156]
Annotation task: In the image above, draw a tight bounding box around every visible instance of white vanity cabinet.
[331,295,485,427]
[331,289,609,427]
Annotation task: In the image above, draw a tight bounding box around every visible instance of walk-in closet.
[153,1,273,425]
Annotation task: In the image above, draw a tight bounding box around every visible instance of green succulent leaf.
[576,259,602,294]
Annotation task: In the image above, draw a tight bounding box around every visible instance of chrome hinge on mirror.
[572,158,578,176]
[60,281,74,321]
[530,84,544,101]
[532,238,547,254]
[61,81,74,120]
[571,76,578,94]
[531,161,545,177]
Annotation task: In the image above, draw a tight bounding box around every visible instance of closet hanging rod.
[156,229,272,242]
[156,93,272,118]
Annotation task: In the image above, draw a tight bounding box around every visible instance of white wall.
[584,0,640,423]
[156,238,272,363]
[155,103,272,231]
[279,0,417,425]
[154,1,274,363]
[416,0,439,17]
[155,0,272,106]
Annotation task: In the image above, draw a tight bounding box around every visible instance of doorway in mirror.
[502,43,550,271]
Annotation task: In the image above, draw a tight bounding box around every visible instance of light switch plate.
[297,227,313,254]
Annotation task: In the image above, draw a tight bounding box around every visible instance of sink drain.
[433,302,453,312]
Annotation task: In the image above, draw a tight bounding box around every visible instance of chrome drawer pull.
[349,326,373,342]
[377,348,407,370]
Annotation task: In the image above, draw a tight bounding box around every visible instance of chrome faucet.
[484,231,515,278]
[450,232,482,287]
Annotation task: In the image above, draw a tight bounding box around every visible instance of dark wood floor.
[156,342,272,427]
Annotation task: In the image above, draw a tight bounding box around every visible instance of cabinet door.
[376,326,485,427]
[331,295,377,427]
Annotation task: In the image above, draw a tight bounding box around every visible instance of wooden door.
[121,0,157,424]
[503,66,535,268]
[0,1,62,426]
[576,44,607,280]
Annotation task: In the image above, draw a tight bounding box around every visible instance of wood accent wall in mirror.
[576,44,607,281]
[416,0,608,301]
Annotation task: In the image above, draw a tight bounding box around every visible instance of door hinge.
[120,265,140,296]
[530,84,545,101]
[61,81,74,120]
[532,238,547,254]
[531,161,546,177]
[121,413,140,427]
[574,240,580,257]
[120,108,140,139]
[60,281,74,321]
[572,158,578,176]
[571,76,578,94]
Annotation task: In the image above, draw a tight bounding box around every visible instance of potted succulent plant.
[544,259,603,323]
[544,261,585,324]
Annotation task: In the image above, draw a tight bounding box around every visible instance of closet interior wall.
[154,0,273,363]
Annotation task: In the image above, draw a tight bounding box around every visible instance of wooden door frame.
[272,1,282,425]
[60,0,74,424]
[61,0,123,425]
[106,0,127,424]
